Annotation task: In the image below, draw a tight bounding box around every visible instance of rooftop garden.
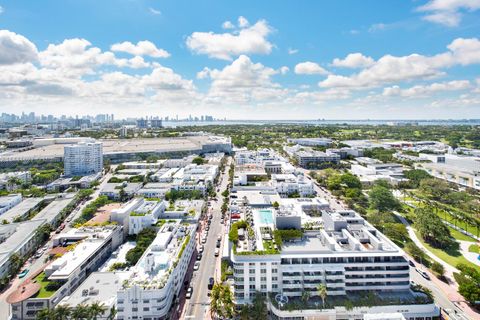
[269,288,433,312]
[125,228,158,266]
[173,234,191,267]
[33,272,63,298]
[229,221,304,255]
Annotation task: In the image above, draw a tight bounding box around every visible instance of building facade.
[64,141,103,176]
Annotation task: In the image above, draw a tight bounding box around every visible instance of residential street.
[181,158,231,320]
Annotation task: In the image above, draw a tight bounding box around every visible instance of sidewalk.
[394,212,480,319]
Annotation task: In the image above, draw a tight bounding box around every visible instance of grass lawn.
[414,231,480,273]
[33,272,59,298]
[469,244,479,254]
[448,227,477,242]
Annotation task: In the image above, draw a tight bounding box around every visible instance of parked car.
[198,245,204,254]
[196,253,203,261]
[186,287,193,299]
[215,248,220,257]
[416,269,431,280]
[408,260,415,267]
[193,261,201,271]
[18,269,29,278]
[208,277,214,290]
[201,237,207,244]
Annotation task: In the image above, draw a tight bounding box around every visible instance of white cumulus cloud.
[294,62,329,75]
[417,0,480,27]
[0,30,38,65]
[332,53,374,68]
[111,40,170,58]
[186,18,273,60]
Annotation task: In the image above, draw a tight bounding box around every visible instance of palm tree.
[71,304,90,320]
[251,291,267,319]
[238,305,250,320]
[301,290,311,304]
[107,306,117,320]
[210,283,222,318]
[88,302,107,320]
[210,283,235,319]
[317,283,327,308]
[36,309,53,320]
[53,304,72,320]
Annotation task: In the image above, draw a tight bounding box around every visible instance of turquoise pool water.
[257,209,274,224]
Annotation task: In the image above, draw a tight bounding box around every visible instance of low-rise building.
[351,162,406,185]
[100,182,142,200]
[271,174,314,197]
[287,138,333,147]
[0,194,22,216]
[116,221,197,320]
[0,171,31,191]
[8,226,123,320]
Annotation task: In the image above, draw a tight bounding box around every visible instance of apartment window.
[272,277,278,281]
[143,307,150,311]
[261,277,267,281]
[261,269,266,274]
[272,284,278,289]
[249,285,256,289]
[250,269,255,274]
[260,262,266,266]
[143,300,149,303]
[132,308,138,312]
[261,284,267,290]
[117,300,124,304]
[272,268,277,273]
[249,262,255,267]
[249,277,255,281]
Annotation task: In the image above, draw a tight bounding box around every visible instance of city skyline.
[0,1,480,119]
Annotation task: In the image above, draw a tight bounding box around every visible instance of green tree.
[317,283,327,308]
[192,156,206,165]
[368,184,400,212]
[251,292,268,319]
[209,283,235,319]
[415,207,453,248]
[88,302,107,320]
[431,261,445,277]
[71,304,90,320]
[454,263,480,305]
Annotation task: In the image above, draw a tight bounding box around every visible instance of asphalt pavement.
[182,158,231,320]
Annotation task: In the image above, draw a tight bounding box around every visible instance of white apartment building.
[111,198,166,234]
[231,210,410,303]
[64,141,103,176]
[351,162,406,185]
[287,138,333,147]
[271,174,314,197]
[8,226,123,320]
[0,171,31,191]
[0,194,22,216]
[117,221,196,320]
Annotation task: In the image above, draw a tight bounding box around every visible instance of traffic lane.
[189,204,222,317]
[409,267,468,320]
[188,178,228,317]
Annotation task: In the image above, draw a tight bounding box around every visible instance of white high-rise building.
[64,141,103,176]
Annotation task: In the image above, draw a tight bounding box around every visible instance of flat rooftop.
[59,272,128,307]
[0,197,44,222]
[0,136,223,161]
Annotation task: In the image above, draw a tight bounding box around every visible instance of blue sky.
[0,0,479,119]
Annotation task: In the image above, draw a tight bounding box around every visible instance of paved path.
[459,240,480,267]
[393,212,459,276]
[394,212,480,320]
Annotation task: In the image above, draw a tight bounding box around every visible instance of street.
[181,158,231,320]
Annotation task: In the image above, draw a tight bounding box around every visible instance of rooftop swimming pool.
[256,209,274,225]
